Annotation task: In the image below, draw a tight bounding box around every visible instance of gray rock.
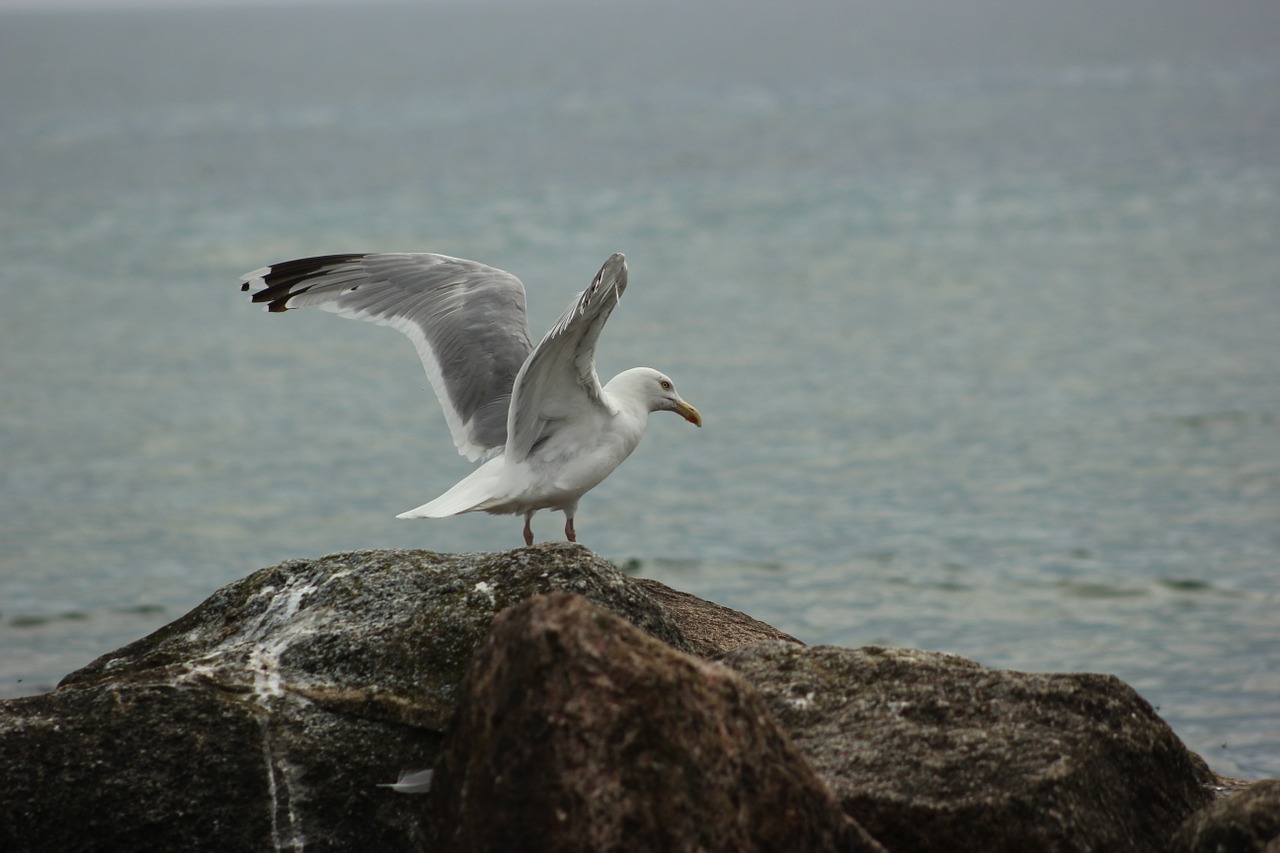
[421,592,886,853]
[0,545,686,852]
[0,678,434,851]
[721,642,1217,852]
[0,545,1229,852]
[62,544,687,727]
[1172,778,1280,853]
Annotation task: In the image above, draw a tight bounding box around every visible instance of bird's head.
[609,367,702,427]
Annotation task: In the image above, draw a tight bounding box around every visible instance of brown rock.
[722,642,1216,853]
[632,576,803,657]
[1172,778,1280,852]
[422,593,885,853]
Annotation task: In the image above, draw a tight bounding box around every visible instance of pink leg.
[523,512,534,547]
[564,515,576,543]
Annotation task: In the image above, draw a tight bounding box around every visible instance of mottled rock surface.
[63,544,687,728]
[1172,778,1280,853]
[632,576,802,657]
[421,593,885,853]
[722,642,1218,853]
[0,544,1239,852]
[0,545,686,852]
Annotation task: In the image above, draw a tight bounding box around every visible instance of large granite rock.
[0,544,1246,851]
[421,592,884,852]
[61,545,687,727]
[721,642,1218,852]
[0,545,685,851]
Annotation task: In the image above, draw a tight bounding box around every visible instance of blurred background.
[1,0,1277,778]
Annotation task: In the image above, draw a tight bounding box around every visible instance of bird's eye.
[660,380,672,391]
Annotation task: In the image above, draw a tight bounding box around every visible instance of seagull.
[239,252,701,546]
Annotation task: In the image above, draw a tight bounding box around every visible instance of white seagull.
[239,252,701,546]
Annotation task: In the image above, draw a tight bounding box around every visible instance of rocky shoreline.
[0,544,1273,851]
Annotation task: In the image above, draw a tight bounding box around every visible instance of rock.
[63,544,688,727]
[0,545,687,852]
[721,642,1217,852]
[0,677,431,851]
[632,576,803,657]
[421,593,885,852]
[1172,778,1280,852]
[0,544,1230,851]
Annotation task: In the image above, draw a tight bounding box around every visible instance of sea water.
[1,0,1277,779]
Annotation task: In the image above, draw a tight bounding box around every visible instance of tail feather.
[397,459,507,519]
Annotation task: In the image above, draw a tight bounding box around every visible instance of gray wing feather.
[505,253,627,463]
[240,253,533,460]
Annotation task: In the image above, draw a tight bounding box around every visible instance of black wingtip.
[240,253,367,311]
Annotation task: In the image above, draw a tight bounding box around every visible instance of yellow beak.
[674,400,702,427]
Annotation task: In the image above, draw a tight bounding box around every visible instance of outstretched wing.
[505,253,628,463]
[240,253,533,460]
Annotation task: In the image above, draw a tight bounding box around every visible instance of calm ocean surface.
[2,0,1277,778]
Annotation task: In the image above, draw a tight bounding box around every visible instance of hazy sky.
[0,0,393,10]
[0,0,248,7]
